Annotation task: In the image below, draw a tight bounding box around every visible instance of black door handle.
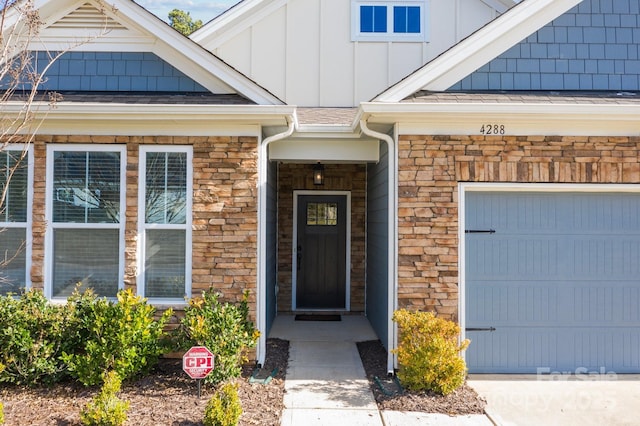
[297,245,302,271]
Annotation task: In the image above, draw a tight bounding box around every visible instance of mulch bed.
[1,338,486,424]
[0,338,289,426]
[357,340,487,415]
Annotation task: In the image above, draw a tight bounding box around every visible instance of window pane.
[145,152,187,224]
[407,6,420,33]
[373,5,387,32]
[306,203,338,226]
[361,5,387,33]
[145,229,186,298]
[360,5,374,32]
[53,151,121,224]
[0,228,26,295]
[52,229,119,298]
[0,151,28,223]
[394,6,420,33]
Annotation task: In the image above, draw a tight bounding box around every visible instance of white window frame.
[138,146,192,304]
[0,144,33,293]
[44,144,127,300]
[351,0,430,42]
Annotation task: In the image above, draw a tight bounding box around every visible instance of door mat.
[294,314,341,321]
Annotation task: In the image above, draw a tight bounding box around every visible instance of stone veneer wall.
[30,135,258,313]
[277,163,367,313]
[398,134,640,321]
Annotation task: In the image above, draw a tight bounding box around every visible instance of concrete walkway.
[269,315,492,426]
[270,315,383,426]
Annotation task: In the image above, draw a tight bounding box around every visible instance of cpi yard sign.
[183,346,214,380]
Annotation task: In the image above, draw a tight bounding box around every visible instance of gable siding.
[34,52,208,92]
[203,0,505,106]
[449,0,640,91]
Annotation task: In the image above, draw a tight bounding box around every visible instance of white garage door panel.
[466,192,640,374]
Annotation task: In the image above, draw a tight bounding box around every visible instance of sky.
[135,0,240,24]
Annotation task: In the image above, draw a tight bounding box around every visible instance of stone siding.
[29,135,258,311]
[398,134,640,321]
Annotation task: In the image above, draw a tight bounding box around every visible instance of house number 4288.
[479,124,505,135]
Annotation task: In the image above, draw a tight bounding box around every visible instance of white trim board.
[292,190,352,312]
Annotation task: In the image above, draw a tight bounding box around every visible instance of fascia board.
[374,0,583,102]
[191,0,276,45]
[24,0,283,105]
[360,102,640,136]
[109,0,284,105]
[6,104,295,136]
[11,102,295,118]
[4,102,294,130]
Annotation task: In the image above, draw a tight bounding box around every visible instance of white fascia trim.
[29,0,283,105]
[5,102,295,136]
[479,0,517,13]
[110,0,284,105]
[191,0,287,48]
[190,0,266,43]
[6,102,294,121]
[360,101,640,136]
[374,0,582,102]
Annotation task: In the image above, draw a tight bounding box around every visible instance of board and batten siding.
[207,0,503,106]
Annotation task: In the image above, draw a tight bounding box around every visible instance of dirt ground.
[1,338,485,425]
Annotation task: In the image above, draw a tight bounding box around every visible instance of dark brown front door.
[296,194,347,309]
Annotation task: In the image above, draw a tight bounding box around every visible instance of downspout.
[359,119,398,375]
[257,113,297,367]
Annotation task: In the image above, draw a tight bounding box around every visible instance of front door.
[295,193,348,310]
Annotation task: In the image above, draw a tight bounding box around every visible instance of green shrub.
[203,382,242,426]
[0,289,80,386]
[175,290,258,385]
[80,371,130,426]
[63,289,172,386]
[391,309,470,395]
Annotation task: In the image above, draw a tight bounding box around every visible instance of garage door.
[465,191,640,374]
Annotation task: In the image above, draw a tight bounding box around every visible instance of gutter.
[359,119,398,375]
[257,112,297,367]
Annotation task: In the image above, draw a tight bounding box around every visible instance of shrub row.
[0,288,258,387]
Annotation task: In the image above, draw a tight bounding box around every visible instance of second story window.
[352,0,429,42]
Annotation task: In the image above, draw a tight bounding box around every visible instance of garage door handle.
[465,229,496,234]
[466,327,496,332]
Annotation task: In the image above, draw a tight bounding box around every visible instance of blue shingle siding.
[450,0,640,91]
[33,51,208,92]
